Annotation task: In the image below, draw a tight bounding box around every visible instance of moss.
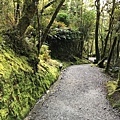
[0,48,32,79]
[106,80,120,110]
[112,100,120,108]
[0,40,60,120]
[106,81,118,95]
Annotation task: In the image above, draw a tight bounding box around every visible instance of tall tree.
[16,0,39,37]
[102,0,116,59]
[105,26,119,72]
[4,0,40,57]
[94,0,100,63]
[37,0,65,55]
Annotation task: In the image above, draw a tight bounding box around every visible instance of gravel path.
[25,64,120,120]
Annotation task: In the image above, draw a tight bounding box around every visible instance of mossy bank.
[0,35,60,120]
[106,75,120,110]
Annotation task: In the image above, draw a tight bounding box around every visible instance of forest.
[0,0,120,119]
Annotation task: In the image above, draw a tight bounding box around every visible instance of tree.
[105,37,117,72]
[5,0,39,57]
[105,2,120,72]
[4,0,65,72]
[13,0,21,24]
[16,0,39,37]
[94,0,100,63]
[102,0,116,59]
[38,0,65,54]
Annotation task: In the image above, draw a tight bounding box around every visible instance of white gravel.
[25,64,120,120]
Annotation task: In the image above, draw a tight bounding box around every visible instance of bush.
[56,13,70,26]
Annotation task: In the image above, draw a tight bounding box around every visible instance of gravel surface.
[25,64,120,120]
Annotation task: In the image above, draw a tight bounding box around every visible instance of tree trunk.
[16,0,39,37]
[5,0,40,73]
[116,39,120,62]
[105,36,117,72]
[101,0,115,59]
[95,0,100,63]
[15,2,20,24]
[37,0,56,56]
[105,26,119,72]
[41,0,65,43]
[37,0,65,55]
[6,0,39,54]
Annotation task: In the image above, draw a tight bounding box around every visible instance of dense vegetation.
[0,39,60,119]
[0,0,120,119]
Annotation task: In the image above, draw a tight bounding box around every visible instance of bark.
[95,0,100,63]
[15,3,20,24]
[16,0,39,37]
[97,57,107,68]
[116,39,120,62]
[5,0,40,73]
[36,8,41,57]
[7,0,39,45]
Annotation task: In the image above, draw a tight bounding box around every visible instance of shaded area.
[46,29,83,60]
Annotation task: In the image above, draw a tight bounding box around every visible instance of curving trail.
[25,64,120,120]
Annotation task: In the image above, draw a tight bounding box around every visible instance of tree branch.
[41,0,56,14]
[37,0,65,54]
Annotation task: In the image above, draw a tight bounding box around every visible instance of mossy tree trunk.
[6,0,39,55]
[16,0,39,37]
[5,0,40,73]
[6,0,65,73]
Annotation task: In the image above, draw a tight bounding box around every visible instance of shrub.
[56,13,70,26]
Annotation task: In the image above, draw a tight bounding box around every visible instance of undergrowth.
[106,75,120,110]
[0,36,60,120]
[0,34,90,119]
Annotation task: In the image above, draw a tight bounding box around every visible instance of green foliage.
[106,81,118,95]
[73,56,90,65]
[40,45,49,53]
[47,28,83,60]
[52,21,67,29]
[114,8,120,21]
[0,72,44,120]
[0,48,32,79]
[0,0,15,31]
[56,13,70,26]
[0,39,60,119]
[82,10,95,28]
[106,80,120,110]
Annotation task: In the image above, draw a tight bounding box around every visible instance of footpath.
[25,64,120,120]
